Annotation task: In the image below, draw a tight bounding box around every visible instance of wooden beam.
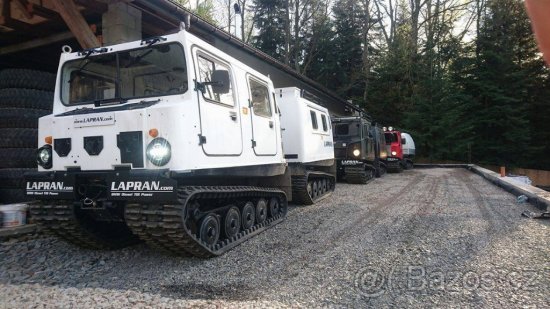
[0,31,74,55]
[50,0,99,49]
[13,0,33,20]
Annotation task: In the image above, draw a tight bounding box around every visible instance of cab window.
[197,55,234,106]
[321,114,328,132]
[249,78,272,117]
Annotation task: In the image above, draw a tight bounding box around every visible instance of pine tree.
[251,0,288,62]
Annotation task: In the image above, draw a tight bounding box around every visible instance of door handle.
[229,111,237,121]
[269,121,274,128]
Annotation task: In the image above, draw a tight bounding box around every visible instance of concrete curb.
[414,163,549,211]
[468,165,549,211]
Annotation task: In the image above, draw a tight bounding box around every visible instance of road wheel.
[256,198,267,223]
[199,214,220,246]
[241,202,255,230]
[223,206,241,238]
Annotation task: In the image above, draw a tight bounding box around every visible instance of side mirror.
[210,70,230,94]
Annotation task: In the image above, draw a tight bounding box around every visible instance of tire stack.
[0,69,55,204]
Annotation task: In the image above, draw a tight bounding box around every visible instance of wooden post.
[50,0,100,49]
[500,166,506,177]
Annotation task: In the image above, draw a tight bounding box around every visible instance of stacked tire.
[0,69,55,204]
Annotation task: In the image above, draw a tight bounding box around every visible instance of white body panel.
[401,132,416,156]
[276,87,334,164]
[40,30,285,172]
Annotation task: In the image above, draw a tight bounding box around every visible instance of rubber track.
[346,165,375,184]
[29,202,139,250]
[125,186,288,258]
[291,172,335,205]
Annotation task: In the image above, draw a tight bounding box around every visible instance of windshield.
[385,132,399,144]
[333,122,361,139]
[61,43,187,105]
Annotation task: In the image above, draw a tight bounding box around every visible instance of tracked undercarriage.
[344,164,376,184]
[291,172,335,205]
[30,185,287,257]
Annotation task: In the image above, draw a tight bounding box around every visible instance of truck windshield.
[61,43,187,105]
[385,132,398,144]
[333,122,360,139]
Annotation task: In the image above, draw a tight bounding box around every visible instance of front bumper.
[384,157,402,169]
[25,170,178,203]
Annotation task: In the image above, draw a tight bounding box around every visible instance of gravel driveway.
[1,168,549,308]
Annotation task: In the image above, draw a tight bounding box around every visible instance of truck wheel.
[406,161,414,169]
[0,108,49,128]
[0,128,37,148]
[0,88,54,110]
[0,69,55,91]
[0,148,36,168]
[0,168,34,188]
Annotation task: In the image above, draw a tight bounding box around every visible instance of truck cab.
[383,127,404,172]
[401,132,416,169]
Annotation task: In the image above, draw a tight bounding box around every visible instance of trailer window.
[249,78,272,117]
[321,114,328,132]
[61,43,187,105]
[310,110,318,130]
[198,55,234,106]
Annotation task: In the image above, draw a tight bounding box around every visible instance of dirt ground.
[1,168,548,308]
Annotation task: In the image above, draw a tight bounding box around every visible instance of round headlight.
[391,151,397,156]
[146,137,171,166]
[36,145,52,169]
[353,149,361,157]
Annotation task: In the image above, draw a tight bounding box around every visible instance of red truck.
[383,127,404,172]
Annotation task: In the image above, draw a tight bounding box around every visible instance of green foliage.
[251,0,288,62]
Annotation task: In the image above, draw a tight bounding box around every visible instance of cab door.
[194,50,242,155]
[248,76,277,155]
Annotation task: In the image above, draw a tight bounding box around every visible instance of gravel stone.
[0,168,548,307]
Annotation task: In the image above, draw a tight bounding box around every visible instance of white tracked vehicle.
[25,28,335,257]
[277,87,336,205]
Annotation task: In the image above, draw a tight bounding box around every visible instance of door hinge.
[251,140,256,148]
[198,134,207,145]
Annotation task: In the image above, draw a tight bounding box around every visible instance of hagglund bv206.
[332,116,386,184]
[25,28,335,257]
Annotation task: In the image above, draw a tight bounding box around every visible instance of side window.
[249,78,272,117]
[310,110,318,130]
[272,93,278,114]
[402,138,407,144]
[197,55,234,106]
[321,114,328,132]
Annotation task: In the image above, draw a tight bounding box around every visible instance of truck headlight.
[391,151,397,156]
[36,145,52,169]
[353,149,361,157]
[146,137,171,166]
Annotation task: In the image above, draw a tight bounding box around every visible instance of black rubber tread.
[0,148,36,168]
[29,202,141,250]
[346,165,375,184]
[0,88,54,110]
[0,168,35,188]
[291,172,335,205]
[0,128,37,148]
[0,108,50,128]
[0,188,29,203]
[125,186,288,258]
[0,69,56,91]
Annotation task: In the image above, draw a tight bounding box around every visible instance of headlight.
[146,137,171,166]
[36,145,52,169]
[391,151,397,156]
[353,149,361,157]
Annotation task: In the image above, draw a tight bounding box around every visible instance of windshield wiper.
[94,97,128,107]
[69,47,109,83]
